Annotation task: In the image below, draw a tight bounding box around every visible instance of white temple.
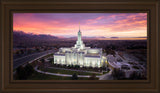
[53,25,104,68]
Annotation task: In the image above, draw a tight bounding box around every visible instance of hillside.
[13,31,58,47]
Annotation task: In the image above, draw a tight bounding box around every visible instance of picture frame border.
[0,0,159,93]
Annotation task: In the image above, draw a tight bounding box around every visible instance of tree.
[20,49,24,54]
[16,51,20,55]
[75,65,80,69]
[89,74,96,80]
[24,64,34,76]
[16,64,34,80]
[129,71,144,80]
[40,58,47,71]
[40,59,45,67]
[49,58,54,64]
[71,73,78,80]
[41,58,45,64]
[16,66,27,80]
[112,68,125,80]
[110,44,116,50]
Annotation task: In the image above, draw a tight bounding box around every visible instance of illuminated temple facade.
[53,26,104,68]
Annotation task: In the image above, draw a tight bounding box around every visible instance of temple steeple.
[78,23,82,42]
[74,23,85,49]
[79,22,80,32]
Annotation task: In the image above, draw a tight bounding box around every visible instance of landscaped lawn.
[27,71,71,80]
[27,71,98,80]
[40,68,102,76]
[103,71,109,74]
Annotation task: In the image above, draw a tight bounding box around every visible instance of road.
[13,50,54,69]
[99,68,113,80]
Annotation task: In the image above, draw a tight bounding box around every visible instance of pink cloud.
[13,13,147,37]
[86,16,104,24]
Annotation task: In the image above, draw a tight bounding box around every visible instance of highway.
[13,50,54,69]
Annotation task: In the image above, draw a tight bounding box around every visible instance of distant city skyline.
[13,13,147,38]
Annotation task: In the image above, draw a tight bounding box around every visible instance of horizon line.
[13,30,147,38]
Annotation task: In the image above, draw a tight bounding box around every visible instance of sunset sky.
[13,13,147,38]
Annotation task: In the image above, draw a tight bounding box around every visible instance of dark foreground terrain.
[13,31,147,80]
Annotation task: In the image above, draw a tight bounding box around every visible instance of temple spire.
[79,22,80,32]
[74,23,85,49]
[78,23,81,42]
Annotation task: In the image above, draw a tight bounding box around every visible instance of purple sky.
[13,13,147,38]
